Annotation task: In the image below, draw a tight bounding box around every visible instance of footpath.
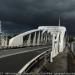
[40,46,75,73]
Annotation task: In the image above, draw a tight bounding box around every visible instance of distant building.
[0,21,8,47]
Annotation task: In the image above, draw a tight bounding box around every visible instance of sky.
[0,0,75,35]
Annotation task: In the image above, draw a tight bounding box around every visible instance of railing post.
[37,31,40,45]
[33,32,36,46]
[71,42,74,53]
[44,53,47,65]
[27,34,31,46]
[45,34,48,44]
[41,32,43,45]
[59,32,65,52]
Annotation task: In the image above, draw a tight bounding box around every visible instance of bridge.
[0,25,70,74]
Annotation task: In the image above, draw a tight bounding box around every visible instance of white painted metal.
[37,31,40,45]
[27,34,31,46]
[59,17,60,26]
[7,26,67,74]
[9,26,66,62]
[1,36,8,47]
[40,32,43,45]
[33,32,36,46]
[9,29,40,46]
[45,34,48,44]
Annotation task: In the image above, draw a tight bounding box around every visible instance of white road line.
[0,47,50,59]
[18,49,50,74]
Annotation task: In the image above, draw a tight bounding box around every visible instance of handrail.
[17,49,51,75]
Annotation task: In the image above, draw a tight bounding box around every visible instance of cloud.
[0,0,75,35]
[0,0,75,21]
[61,11,75,19]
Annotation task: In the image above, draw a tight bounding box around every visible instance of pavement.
[39,46,75,73]
[40,47,68,73]
[67,46,75,73]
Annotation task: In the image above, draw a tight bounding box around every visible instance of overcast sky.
[0,0,75,35]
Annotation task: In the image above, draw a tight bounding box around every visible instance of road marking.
[18,49,50,74]
[0,46,50,59]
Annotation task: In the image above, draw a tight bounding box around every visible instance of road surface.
[0,46,51,73]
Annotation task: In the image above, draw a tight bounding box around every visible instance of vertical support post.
[5,36,8,46]
[43,34,45,45]
[27,34,31,46]
[37,31,40,45]
[1,35,5,47]
[55,33,60,54]
[44,53,47,65]
[41,32,43,45]
[50,33,55,62]
[71,42,74,53]
[2,35,8,47]
[33,32,36,46]
[59,32,65,52]
[48,32,51,45]
[50,32,59,62]
[45,34,48,44]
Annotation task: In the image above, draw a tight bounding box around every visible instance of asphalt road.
[0,46,51,73]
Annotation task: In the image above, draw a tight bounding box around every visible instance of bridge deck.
[1,46,75,73]
[0,46,49,58]
[40,46,75,73]
[0,46,50,73]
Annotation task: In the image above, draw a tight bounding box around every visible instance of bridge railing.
[70,42,75,56]
[17,49,51,75]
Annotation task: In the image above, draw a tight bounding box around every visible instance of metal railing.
[17,49,51,75]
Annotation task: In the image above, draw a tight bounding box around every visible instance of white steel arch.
[9,29,41,46]
[9,26,66,62]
